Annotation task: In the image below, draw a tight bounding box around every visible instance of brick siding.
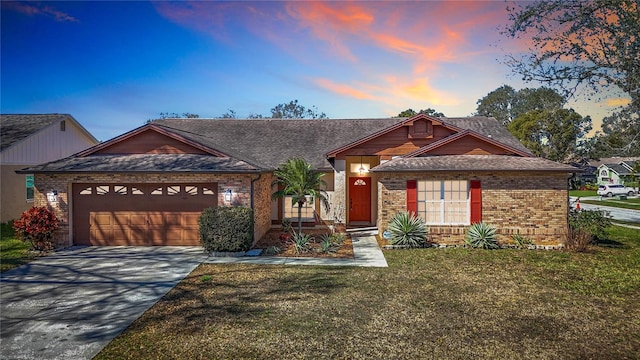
[377,172,569,245]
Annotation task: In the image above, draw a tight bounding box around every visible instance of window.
[26,175,34,202]
[416,180,469,225]
[284,195,315,221]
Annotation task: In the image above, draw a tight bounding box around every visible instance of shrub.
[329,233,346,246]
[13,207,59,251]
[564,226,592,252]
[291,232,313,254]
[512,234,533,249]
[465,222,498,249]
[317,234,340,253]
[199,207,253,252]
[569,208,611,242]
[265,245,281,255]
[388,211,428,248]
[281,218,293,233]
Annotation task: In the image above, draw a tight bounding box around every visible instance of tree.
[397,108,445,117]
[270,100,327,119]
[508,108,592,162]
[475,85,565,125]
[503,0,639,113]
[271,158,330,234]
[220,109,237,119]
[584,108,640,158]
[159,112,200,119]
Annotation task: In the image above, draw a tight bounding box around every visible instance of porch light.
[358,156,368,174]
[224,189,232,203]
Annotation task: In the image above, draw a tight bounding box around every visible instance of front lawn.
[569,189,597,197]
[97,226,640,359]
[0,222,32,272]
[581,197,640,211]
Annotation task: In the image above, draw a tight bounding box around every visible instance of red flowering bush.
[13,207,59,251]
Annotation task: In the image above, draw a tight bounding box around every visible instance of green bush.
[388,211,428,248]
[465,222,498,249]
[199,207,253,252]
[569,208,611,242]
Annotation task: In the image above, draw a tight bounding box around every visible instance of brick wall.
[34,172,260,247]
[252,173,273,244]
[377,172,569,245]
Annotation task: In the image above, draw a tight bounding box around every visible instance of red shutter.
[407,180,417,214]
[470,180,482,224]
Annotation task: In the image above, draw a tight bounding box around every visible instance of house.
[18,114,578,247]
[595,158,640,185]
[1,114,98,222]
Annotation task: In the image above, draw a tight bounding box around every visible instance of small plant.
[200,275,213,282]
[512,233,533,249]
[13,207,59,251]
[329,233,346,246]
[465,222,498,249]
[564,227,592,252]
[265,245,281,255]
[279,232,292,242]
[291,232,313,254]
[387,211,428,248]
[281,218,293,233]
[318,236,339,254]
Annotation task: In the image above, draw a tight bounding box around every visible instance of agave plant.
[291,232,313,254]
[465,222,498,249]
[387,211,428,248]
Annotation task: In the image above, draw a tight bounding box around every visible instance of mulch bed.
[253,228,354,258]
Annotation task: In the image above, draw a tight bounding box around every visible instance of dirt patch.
[253,228,354,258]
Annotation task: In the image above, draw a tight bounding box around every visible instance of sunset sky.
[1,1,625,141]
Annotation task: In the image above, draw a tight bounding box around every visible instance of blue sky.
[1,1,625,141]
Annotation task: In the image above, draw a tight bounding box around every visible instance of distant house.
[0,114,98,222]
[20,114,578,248]
[595,158,640,186]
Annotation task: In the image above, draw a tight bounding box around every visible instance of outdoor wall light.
[358,155,369,174]
[224,189,233,203]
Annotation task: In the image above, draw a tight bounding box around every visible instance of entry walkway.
[203,230,388,267]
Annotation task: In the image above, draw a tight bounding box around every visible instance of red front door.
[349,177,371,222]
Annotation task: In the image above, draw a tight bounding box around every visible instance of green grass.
[570,190,597,197]
[581,197,640,211]
[96,226,640,360]
[0,222,32,272]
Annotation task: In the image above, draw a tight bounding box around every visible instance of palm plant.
[465,222,499,249]
[387,211,428,248]
[272,158,330,234]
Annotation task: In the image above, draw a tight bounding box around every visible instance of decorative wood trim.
[403,130,532,158]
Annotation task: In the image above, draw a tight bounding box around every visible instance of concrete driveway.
[0,246,207,360]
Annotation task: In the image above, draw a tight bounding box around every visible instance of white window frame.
[283,195,315,221]
[417,180,470,225]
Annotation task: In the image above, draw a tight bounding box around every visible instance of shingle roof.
[371,155,579,172]
[603,163,633,176]
[152,116,531,169]
[17,154,261,174]
[1,114,68,151]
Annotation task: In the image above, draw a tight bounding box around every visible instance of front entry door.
[349,177,371,222]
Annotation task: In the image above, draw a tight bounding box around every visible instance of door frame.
[348,176,371,223]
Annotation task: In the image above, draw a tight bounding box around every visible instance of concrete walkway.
[0,246,207,360]
[203,230,388,267]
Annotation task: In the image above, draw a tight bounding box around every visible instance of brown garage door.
[72,183,217,246]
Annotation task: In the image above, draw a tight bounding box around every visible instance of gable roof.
[325,114,532,157]
[600,163,633,176]
[372,155,579,173]
[0,114,97,152]
[403,129,532,158]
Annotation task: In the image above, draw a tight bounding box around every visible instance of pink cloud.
[4,2,78,22]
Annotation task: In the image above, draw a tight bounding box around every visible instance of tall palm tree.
[272,158,330,234]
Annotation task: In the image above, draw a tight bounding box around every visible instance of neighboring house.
[19,114,577,247]
[0,114,98,222]
[596,158,640,185]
